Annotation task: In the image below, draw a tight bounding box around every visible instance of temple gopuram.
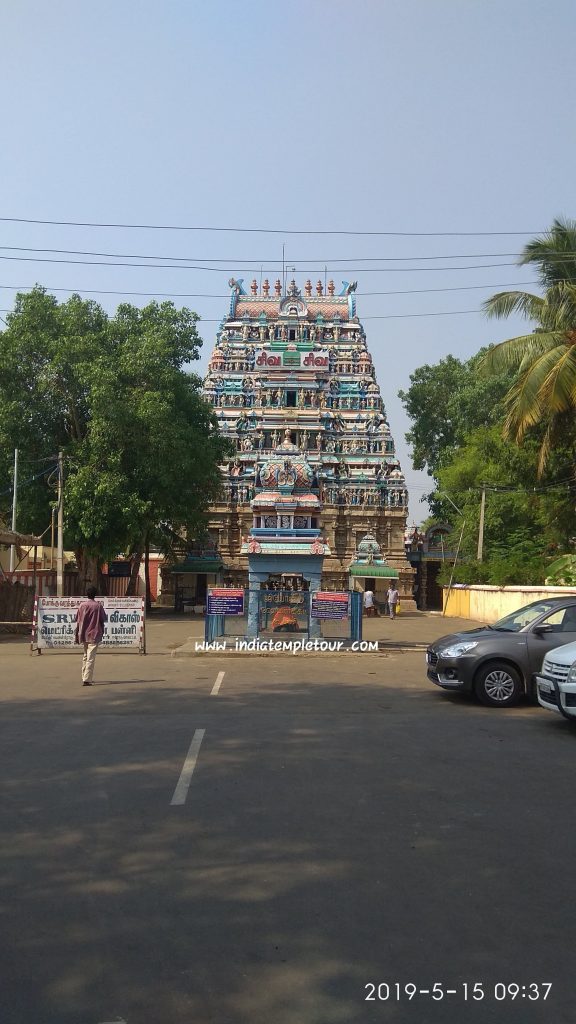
[201,276,415,607]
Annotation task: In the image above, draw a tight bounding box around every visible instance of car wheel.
[474,662,522,707]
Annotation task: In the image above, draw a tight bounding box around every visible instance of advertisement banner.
[206,588,245,616]
[310,591,351,620]
[34,596,145,651]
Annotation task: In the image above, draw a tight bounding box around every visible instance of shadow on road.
[0,673,575,1024]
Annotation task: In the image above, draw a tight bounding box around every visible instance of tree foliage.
[400,326,576,585]
[398,349,516,477]
[434,425,576,585]
[481,217,576,473]
[0,288,231,578]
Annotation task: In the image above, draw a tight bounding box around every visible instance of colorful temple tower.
[202,276,414,605]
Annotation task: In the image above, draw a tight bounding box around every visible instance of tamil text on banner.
[206,588,245,616]
[34,596,145,650]
[310,591,351,620]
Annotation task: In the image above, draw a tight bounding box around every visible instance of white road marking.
[170,729,206,806]
[211,670,225,695]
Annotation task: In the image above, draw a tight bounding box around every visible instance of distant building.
[404,523,453,610]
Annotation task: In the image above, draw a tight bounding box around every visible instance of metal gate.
[204,589,362,644]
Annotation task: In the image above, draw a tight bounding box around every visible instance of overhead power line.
[0,463,58,498]
[0,216,544,236]
[0,306,485,321]
[0,280,537,299]
[431,479,576,496]
[0,254,525,273]
[408,480,576,494]
[0,244,566,263]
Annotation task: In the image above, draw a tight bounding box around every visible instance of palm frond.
[520,218,576,288]
[501,345,570,441]
[539,347,576,412]
[546,282,576,332]
[480,332,565,374]
[482,290,544,320]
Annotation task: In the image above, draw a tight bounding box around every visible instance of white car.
[534,640,576,720]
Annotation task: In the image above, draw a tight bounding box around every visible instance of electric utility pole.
[477,484,487,562]
[56,451,64,597]
[9,448,18,573]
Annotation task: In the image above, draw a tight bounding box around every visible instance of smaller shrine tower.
[240,428,331,635]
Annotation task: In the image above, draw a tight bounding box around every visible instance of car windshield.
[491,600,563,632]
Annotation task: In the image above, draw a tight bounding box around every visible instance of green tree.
[434,425,576,585]
[481,217,576,472]
[399,349,516,477]
[0,288,231,590]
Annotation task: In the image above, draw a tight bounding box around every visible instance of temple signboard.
[310,591,350,620]
[207,588,245,615]
[255,349,329,370]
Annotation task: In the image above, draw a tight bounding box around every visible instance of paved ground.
[1,612,575,1024]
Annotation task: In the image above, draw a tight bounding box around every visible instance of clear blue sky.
[2,0,575,522]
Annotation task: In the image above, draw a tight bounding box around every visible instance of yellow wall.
[444,585,576,622]
[442,587,470,618]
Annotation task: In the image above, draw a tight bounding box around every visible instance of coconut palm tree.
[481,218,576,472]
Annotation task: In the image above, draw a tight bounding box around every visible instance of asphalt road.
[1,618,575,1024]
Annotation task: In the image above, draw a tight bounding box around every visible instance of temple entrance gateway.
[203,276,415,609]
[204,587,362,644]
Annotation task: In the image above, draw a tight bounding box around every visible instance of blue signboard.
[207,588,245,616]
[311,591,350,620]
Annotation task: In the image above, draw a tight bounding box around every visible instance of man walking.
[363,588,375,617]
[387,584,400,620]
[75,585,107,686]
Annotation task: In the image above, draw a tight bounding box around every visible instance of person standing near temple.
[74,585,107,686]
[387,584,400,620]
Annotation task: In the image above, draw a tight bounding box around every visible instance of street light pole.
[56,451,64,597]
[9,448,18,573]
[477,484,486,562]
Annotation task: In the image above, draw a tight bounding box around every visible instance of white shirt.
[363,590,374,608]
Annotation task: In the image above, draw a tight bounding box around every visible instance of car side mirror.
[533,623,554,635]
